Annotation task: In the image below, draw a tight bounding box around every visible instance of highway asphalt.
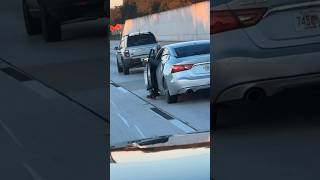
[0,0,108,179]
[213,90,320,180]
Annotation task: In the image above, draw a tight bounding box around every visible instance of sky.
[111,0,123,8]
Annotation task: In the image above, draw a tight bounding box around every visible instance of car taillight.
[211,8,267,34]
[124,49,130,57]
[171,64,193,73]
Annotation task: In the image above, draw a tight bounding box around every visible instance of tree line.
[110,0,208,24]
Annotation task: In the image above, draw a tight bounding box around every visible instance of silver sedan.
[145,40,210,103]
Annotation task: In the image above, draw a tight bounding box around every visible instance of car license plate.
[294,9,320,32]
[202,63,210,72]
[192,63,210,74]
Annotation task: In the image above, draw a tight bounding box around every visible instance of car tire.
[23,0,41,35]
[117,58,123,73]
[40,6,61,42]
[122,61,130,75]
[164,80,178,103]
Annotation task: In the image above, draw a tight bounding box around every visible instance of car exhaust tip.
[245,87,266,101]
[186,89,194,94]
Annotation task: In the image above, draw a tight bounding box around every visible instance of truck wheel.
[23,0,41,35]
[122,61,130,75]
[40,6,61,42]
[164,80,178,103]
[117,58,123,73]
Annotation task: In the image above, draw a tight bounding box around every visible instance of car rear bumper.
[168,77,210,95]
[213,51,320,103]
[124,56,148,68]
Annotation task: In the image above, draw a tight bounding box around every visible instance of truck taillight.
[171,64,193,73]
[211,8,267,34]
[124,49,130,57]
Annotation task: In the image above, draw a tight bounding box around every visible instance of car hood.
[110,147,210,180]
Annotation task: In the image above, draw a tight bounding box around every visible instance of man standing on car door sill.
[147,50,160,99]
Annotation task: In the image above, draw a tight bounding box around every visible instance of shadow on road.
[213,86,320,180]
[216,87,320,130]
[128,68,144,75]
[178,89,210,103]
[61,19,108,41]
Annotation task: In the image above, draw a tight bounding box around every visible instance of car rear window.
[174,43,210,58]
[127,34,157,47]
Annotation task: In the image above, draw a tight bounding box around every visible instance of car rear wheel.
[117,58,123,73]
[164,80,177,104]
[23,0,41,35]
[40,6,61,42]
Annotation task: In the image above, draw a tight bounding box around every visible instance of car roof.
[163,40,210,49]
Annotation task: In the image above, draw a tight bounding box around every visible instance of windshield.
[174,43,210,58]
[127,34,157,47]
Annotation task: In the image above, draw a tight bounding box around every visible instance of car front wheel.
[122,60,129,75]
[117,58,123,73]
[164,80,178,103]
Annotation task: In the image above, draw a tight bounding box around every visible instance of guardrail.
[122,1,210,41]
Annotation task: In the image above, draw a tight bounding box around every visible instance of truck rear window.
[127,34,157,47]
[174,43,210,58]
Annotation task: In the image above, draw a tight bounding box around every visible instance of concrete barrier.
[122,1,210,42]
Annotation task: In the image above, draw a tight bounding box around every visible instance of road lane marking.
[0,66,60,98]
[0,58,108,122]
[110,100,117,108]
[22,163,45,180]
[110,82,120,87]
[22,81,59,99]
[111,100,121,112]
[111,77,201,133]
[170,119,196,133]
[111,100,131,128]
[117,87,129,93]
[134,125,146,138]
[117,113,130,127]
[0,119,23,148]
